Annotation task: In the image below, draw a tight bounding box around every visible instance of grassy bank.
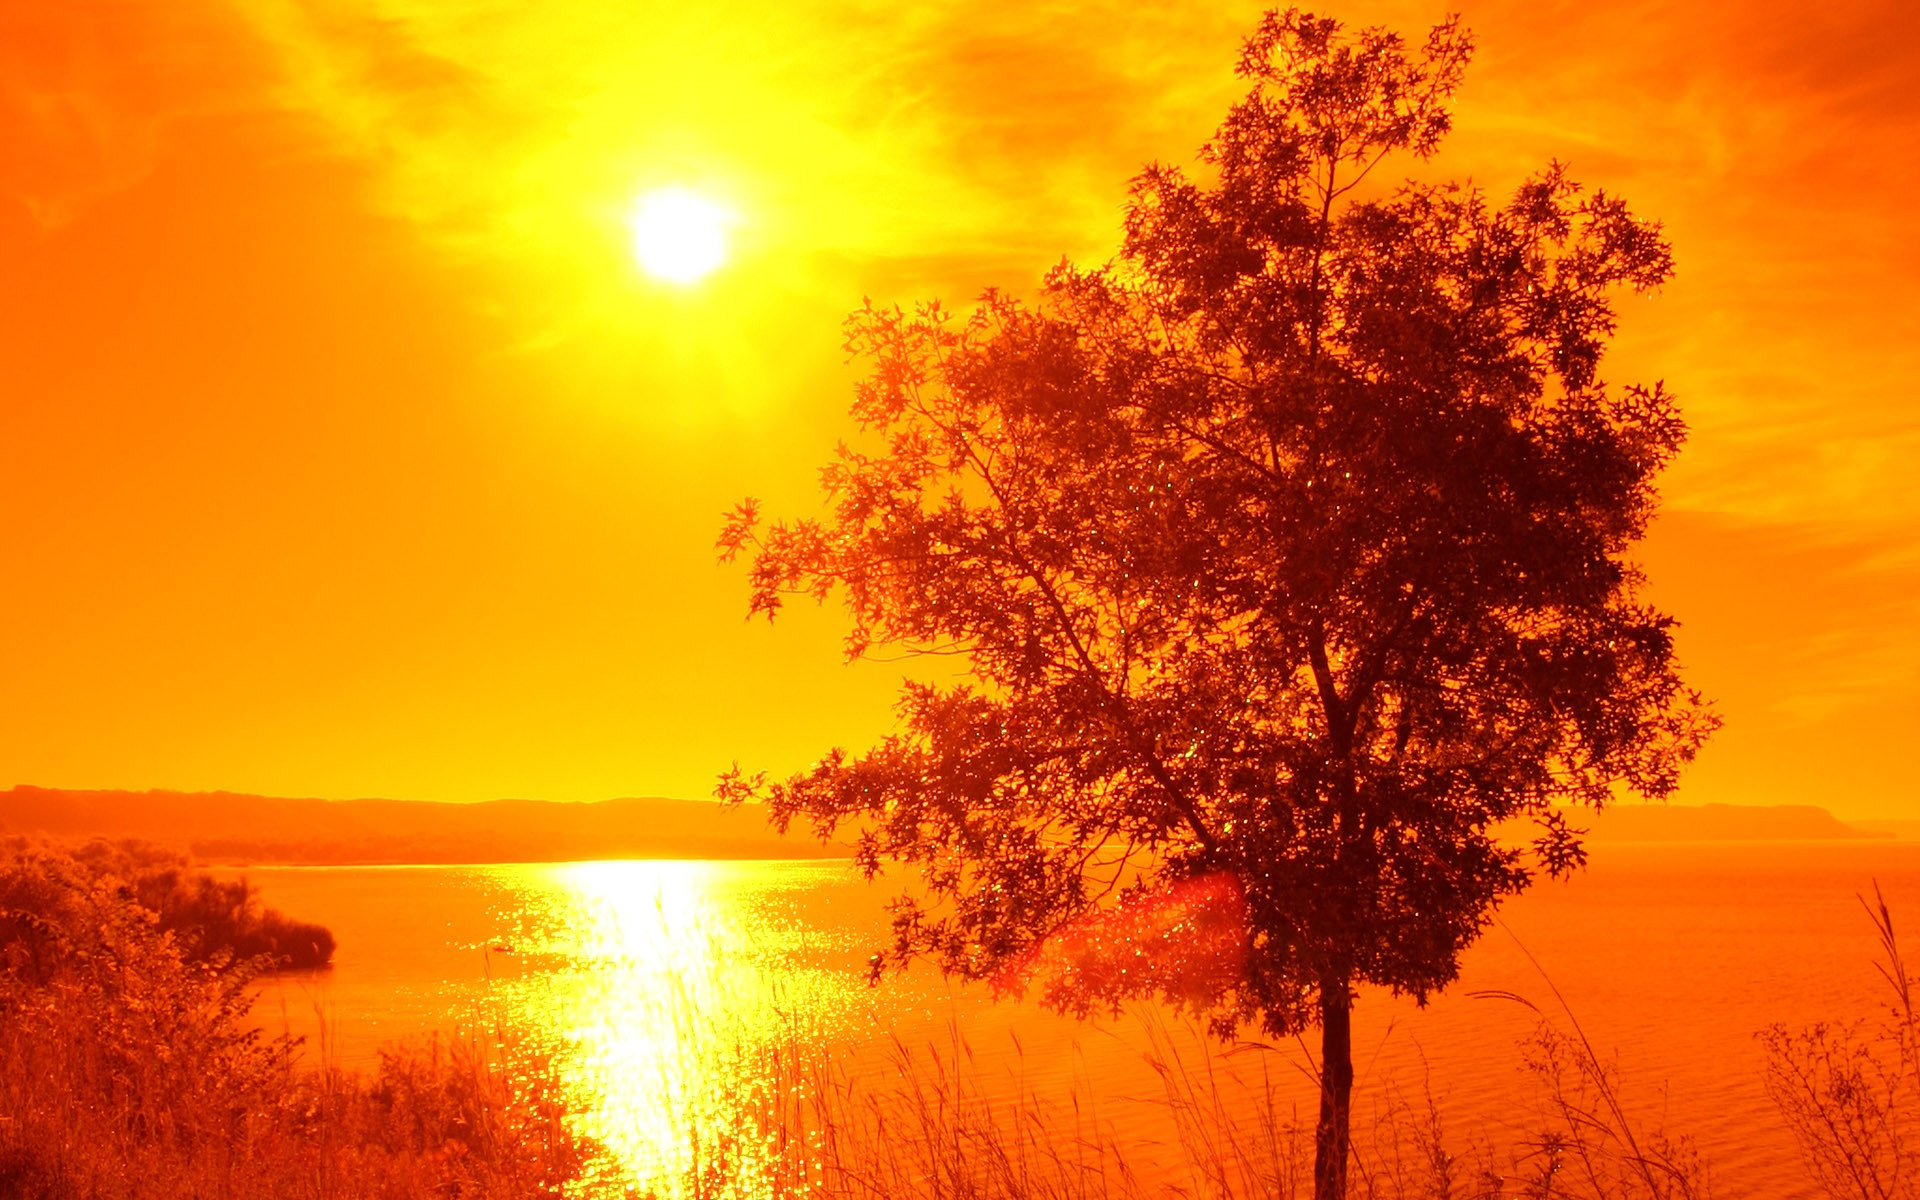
[5,835,1909,1199]
[0,838,610,1199]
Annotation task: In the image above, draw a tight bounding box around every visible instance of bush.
[58,837,335,970]
[0,837,615,1200]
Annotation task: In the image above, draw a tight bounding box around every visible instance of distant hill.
[4,788,1892,865]
[1515,802,1891,844]
[0,786,849,865]
[1850,820,1920,841]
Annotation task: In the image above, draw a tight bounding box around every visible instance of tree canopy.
[720,11,1715,1196]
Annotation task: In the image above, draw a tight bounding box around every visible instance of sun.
[627,187,732,284]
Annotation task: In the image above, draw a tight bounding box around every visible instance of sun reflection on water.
[465,860,873,1197]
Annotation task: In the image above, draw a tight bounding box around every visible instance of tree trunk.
[1313,981,1354,1200]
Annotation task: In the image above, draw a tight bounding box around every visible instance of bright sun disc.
[628,187,730,284]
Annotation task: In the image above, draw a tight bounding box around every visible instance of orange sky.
[3,0,1916,817]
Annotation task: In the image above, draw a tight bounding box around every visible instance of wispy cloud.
[0,0,277,227]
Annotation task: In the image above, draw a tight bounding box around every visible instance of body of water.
[242,842,1920,1197]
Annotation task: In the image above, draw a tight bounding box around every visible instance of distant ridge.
[1526,802,1891,844]
[1852,819,1920,842]
[0,786,848,865]
[3,789,1891,865]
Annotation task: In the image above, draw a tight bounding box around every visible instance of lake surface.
[241,843,1920,1198]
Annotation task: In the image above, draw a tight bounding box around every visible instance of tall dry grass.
[0,834,1720,1200]
[566,984,1706,1200]
[1762,883,1920,1200]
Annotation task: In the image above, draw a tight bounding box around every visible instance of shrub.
[1763,884,1920,1200]
[0,837,614,1200]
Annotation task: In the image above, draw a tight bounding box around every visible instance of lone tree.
[720,11,1716,1198]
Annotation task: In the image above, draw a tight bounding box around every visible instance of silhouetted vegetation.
[1763,885,1920,1200]
[473,930,1708,1200]
[1,836,334,971]
[0,837,611,1198]
[721,9,1715,1197]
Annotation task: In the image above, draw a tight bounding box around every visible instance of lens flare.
[628,187,732,284]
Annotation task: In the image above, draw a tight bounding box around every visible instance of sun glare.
[628,187,732,284]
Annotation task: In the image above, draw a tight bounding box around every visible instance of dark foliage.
[8,837,336,971]
[0,837,606,1198]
